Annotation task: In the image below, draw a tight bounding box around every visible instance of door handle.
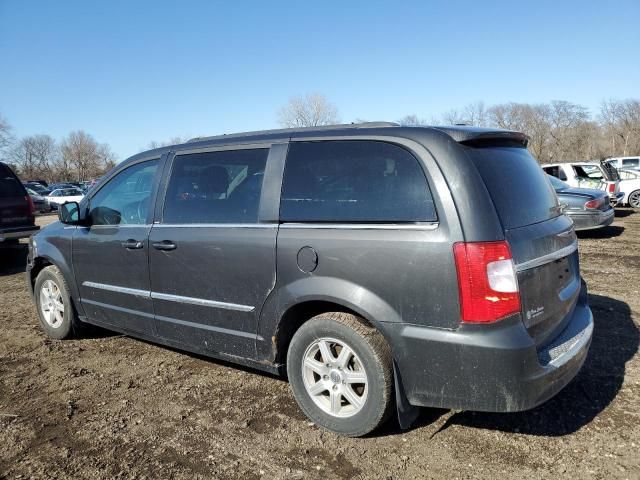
[152,240,177,251]
[121,239,144,249]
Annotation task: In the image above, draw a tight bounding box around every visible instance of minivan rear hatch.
[467,145,581,347]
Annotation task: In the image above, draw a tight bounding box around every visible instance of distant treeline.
[397,99,640,163]
[0,119,116,182]
[2,98,639,181]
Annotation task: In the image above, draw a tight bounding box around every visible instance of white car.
[604,157,640,172]
[618,169,640,208]
[46,188,84,210]
[542,162,624,206]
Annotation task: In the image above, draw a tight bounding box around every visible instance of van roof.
[186,122,528,146]
[129,123,529,164]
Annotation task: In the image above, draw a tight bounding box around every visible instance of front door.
[148,146,277,358]
[73,158,161,335]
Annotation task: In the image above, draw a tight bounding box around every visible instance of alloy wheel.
[301,337,368,418]
[39,279,65,328]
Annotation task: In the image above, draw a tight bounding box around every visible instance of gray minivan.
[27,123,593,436]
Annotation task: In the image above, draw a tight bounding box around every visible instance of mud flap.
[394,361,420,430]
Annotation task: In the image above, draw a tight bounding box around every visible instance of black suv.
[1,162,39,245]
[27,124,593,436]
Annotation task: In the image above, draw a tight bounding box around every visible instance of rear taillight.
[584,198,603,209]
[25,195,35,215]
[453,241,520,324]
[607,183,616,193]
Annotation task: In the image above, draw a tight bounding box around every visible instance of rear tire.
[287,312,394,437]
[34,265,78,340]
[628,190,640,209]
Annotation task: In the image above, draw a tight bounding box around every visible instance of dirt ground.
[1,212,638,480]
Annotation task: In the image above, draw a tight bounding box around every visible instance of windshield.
[575,165,603,179]
[547,174,569,190]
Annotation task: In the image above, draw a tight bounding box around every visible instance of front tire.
[287,312,394,437]
[34,265,77,339]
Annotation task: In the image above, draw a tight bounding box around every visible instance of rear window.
[0,164,26,198]
[468,147,559,229]
[280,141,437,223]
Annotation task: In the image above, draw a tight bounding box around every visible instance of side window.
[558,167,568,181]
[163,148,268,224]
[89,160,159,226]
[623,158,639,168]
[544,166,568,181]
[280,140,437,223]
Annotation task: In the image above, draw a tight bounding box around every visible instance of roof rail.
[187,122,399,143]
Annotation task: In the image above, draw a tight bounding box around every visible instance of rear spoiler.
[433,126,529,148]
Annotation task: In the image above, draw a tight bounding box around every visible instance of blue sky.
[1,0,638,161]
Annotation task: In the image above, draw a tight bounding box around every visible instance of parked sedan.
[543,161,624,206]
[617,169,640,208]
[548,175,614,231]
[26,188,52,213]
[46,187,84,210]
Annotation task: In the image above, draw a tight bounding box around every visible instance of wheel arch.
[627,188,640,207]
[29,253,82,315]
[259,277,402,368]
[273,300,374,367]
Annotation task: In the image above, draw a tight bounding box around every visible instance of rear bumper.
[610,192,624,206]
[386,281,593,412]
[0,225,40,242]
[568,208,614,231]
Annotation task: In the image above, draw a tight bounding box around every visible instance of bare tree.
[98,143,117,173]
[440,102,489,126]
[396,114,429,126]
[278,93,340,128]
[60,131,116,181]
[0,114,14,161]
[599,99,640,156]
[9,135,57,179]
[146,136,190,150]
[440,108,464,125]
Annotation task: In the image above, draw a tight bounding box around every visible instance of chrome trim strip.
[152,223,276,229]
[151,291,255,312]
[82,281,255,312]
[279,223,439,231]
[81,298,154,318]
[155,314,262,340]
[548,317,593,369]
[515,238,579,272]
[77,224,152,230]
[82,281,151,298]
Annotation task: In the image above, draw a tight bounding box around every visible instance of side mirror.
[58,201,80,225]
[90,206,121,226]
